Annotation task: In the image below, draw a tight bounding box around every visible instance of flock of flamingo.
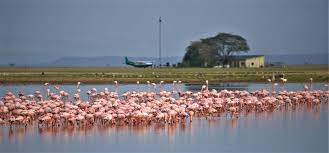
[0,79,328,129]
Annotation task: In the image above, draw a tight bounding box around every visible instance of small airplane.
[125,57,153,68]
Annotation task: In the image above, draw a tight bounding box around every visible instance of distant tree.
[182,33,250,67]
[177,62,182,67]
[166,62,170,67]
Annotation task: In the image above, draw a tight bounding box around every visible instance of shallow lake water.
[0,83,328,152]
[0,82,327,100]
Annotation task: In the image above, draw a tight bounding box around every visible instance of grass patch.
[0,66,328,84]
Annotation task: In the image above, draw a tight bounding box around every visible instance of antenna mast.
[158,17,162,67]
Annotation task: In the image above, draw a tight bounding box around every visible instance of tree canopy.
[182,33,250,67]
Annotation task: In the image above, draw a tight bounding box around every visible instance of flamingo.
[0,81,327,129]
[136,81,140,91]
[114,81,119,93]
[205,80,209,91]
[279,78,287,91]
[309,78,313,91]
[159,81,164,92]
[267,79,273,94]
[146,81,151,92]
[172,81,177,93]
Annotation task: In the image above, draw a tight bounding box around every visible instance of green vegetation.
[182,32,250,67]
[0,66,328,84]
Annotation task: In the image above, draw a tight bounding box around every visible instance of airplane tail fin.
[125,57,129,64]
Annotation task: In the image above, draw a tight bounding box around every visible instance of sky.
[0,0,328,59]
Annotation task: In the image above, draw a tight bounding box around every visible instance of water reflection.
[229,119,238,131]
[0,101,327,152]
[1,103,326,144]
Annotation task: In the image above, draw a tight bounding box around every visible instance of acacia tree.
[182,41,203,67]
[182,33,250,67]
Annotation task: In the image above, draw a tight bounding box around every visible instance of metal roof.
[230,55,264,60]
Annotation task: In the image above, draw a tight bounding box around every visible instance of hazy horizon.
[0,0,328,61]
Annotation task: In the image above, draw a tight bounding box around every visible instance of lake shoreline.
[0,79,327,85]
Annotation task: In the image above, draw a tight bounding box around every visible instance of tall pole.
[159,17,162,67]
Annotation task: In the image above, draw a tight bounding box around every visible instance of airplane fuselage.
[125,57,153,68]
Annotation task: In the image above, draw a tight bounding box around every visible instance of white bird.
[205,80,209,90]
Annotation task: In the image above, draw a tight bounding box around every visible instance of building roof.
[230,55,264,60]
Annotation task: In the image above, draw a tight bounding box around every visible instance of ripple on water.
[0,103,328,152]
